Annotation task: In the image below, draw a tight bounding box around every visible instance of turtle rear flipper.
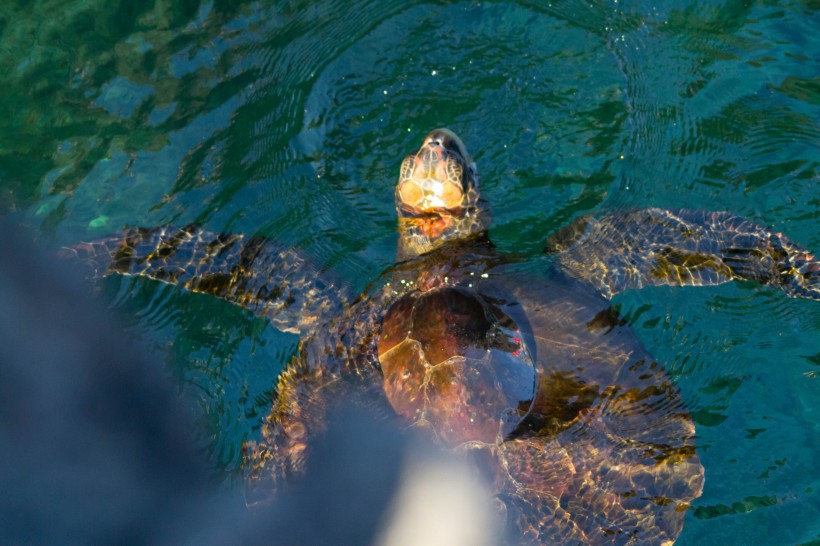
[60,225,347,334]
[244,354,396,506]
[548,208,819,300]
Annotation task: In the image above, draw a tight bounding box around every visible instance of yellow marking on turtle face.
[397,148,465,212]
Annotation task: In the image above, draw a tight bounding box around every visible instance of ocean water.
[1,1,818,543]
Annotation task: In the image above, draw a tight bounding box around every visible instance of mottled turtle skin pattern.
[65,129,819,545]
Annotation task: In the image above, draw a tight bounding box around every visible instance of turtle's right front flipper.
[548,208,819,300]
[60,226,346,334]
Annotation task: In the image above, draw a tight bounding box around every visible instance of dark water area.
[1,1,818,544]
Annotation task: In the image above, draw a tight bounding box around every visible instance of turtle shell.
[377,285,536,447]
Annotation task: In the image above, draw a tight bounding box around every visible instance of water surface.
[1,1,818,543]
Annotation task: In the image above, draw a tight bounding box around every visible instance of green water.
[1,1,819,543]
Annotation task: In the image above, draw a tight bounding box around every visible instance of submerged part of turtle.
[64,129,818,545]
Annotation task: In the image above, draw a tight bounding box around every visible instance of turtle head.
[396,129,490,259]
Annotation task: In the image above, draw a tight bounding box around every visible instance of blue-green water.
[1,1,818,543]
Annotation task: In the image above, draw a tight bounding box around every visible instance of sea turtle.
[65,129,819,545]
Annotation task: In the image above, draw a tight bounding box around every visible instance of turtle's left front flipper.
[60,225,346,334]
[548,208,819,300]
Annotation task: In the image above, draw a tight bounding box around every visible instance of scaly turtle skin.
[64,129,819,545]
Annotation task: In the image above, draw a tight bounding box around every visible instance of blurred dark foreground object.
[0,223,214,544]
[0,223,500,546]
